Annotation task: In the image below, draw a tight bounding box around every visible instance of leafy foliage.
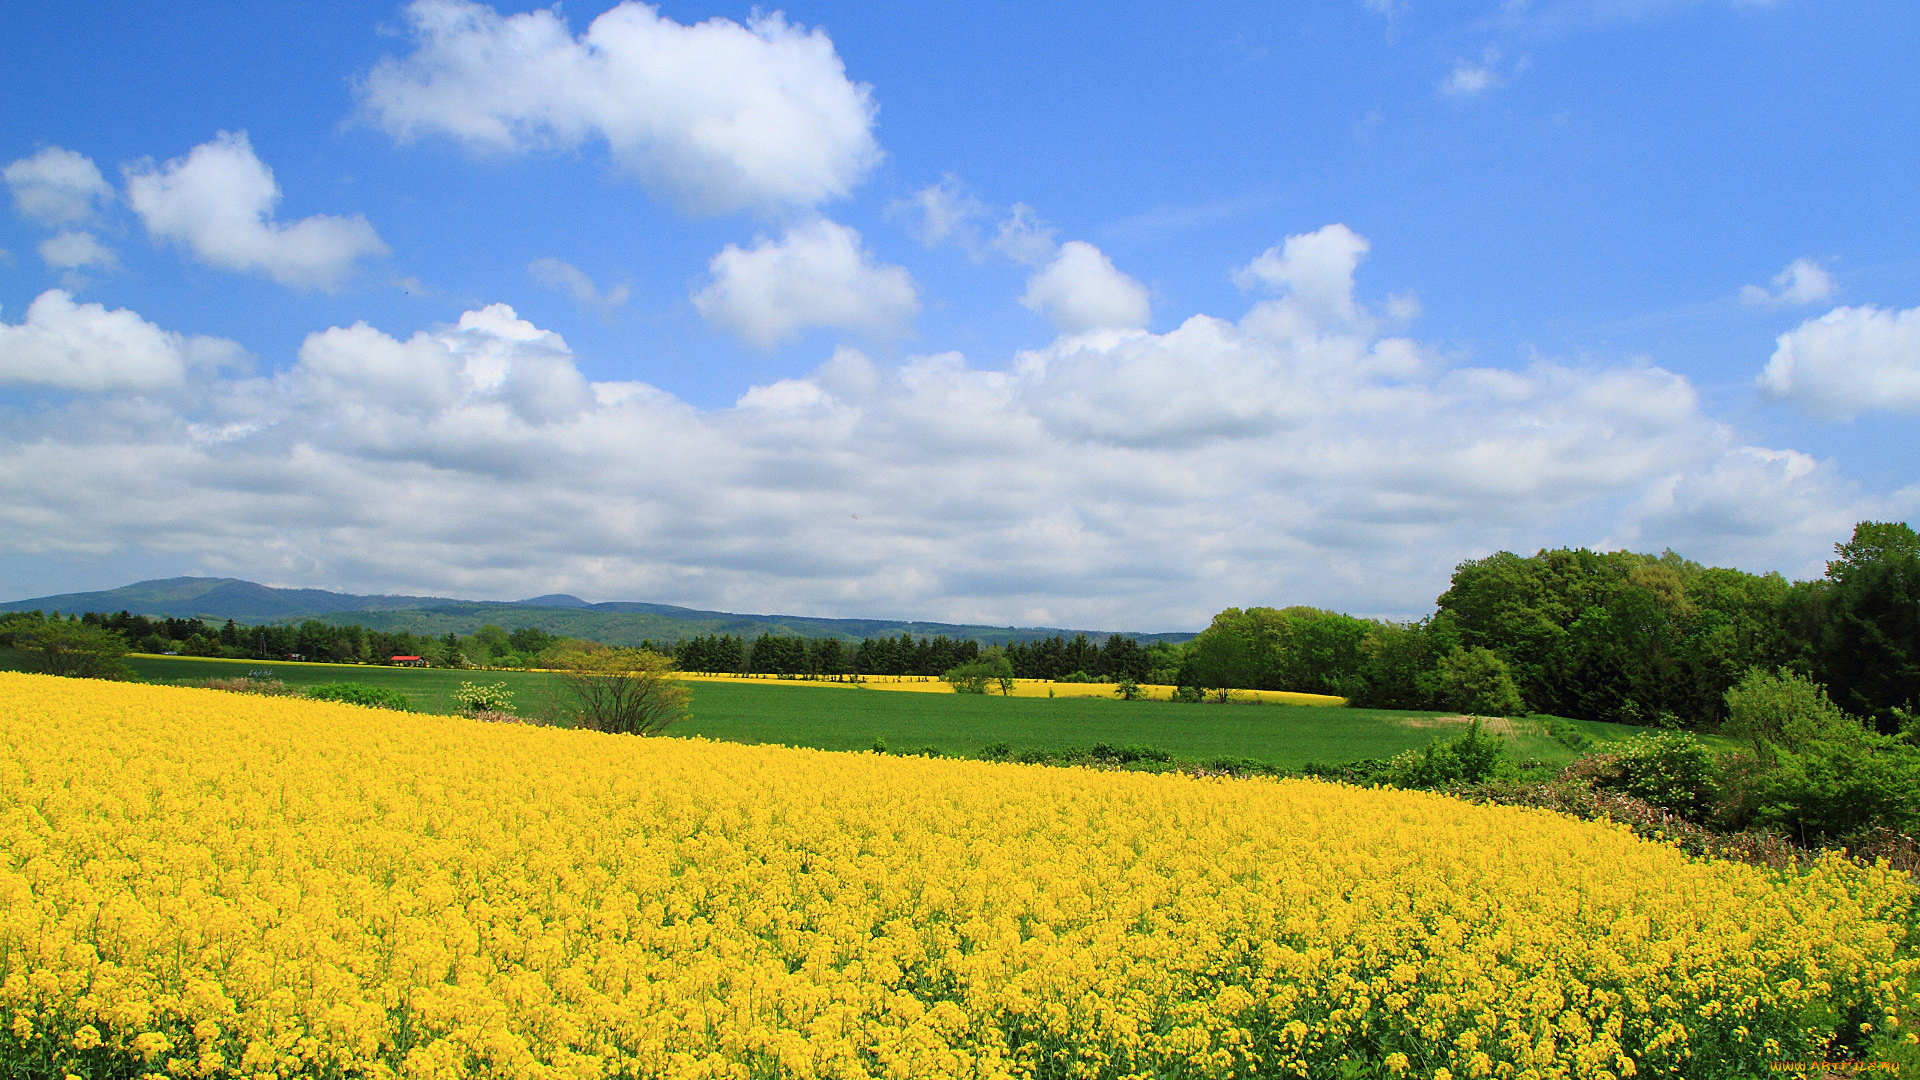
[303,681,412,712]
[0,614,131,679]
[1590,731,1721,819]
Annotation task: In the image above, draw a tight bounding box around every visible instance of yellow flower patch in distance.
[0,671,1912,1079]
[677,671,1345,704]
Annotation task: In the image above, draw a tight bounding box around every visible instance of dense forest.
[1178,520,1918,734]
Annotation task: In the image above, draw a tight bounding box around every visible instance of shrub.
[454,681,514,716]
[1089,743,1173,765]
[1593,731,1720,819]
[206,673,298,696]
[1114,677,1146,701]
[1750,733,1920,845]
[978,741,1013,762]
[1385,720,1506,789]
[1059,670,1093,683]
[1170,685,1206,704]
[304,682,412,712]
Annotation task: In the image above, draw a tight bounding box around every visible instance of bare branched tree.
[547,643,690,736]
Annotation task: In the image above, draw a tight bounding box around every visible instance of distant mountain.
[1,577,1194,647]
[0,577,466,621]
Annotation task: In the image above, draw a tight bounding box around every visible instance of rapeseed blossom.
[0,671,1911,1078]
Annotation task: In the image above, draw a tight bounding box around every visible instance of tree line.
[1177,520,1918,735]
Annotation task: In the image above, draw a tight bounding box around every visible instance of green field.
[8,652,1661,768]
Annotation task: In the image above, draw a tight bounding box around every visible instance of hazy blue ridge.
[0,577,1194,647]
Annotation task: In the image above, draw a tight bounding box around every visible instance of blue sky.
[1,0,1915,629]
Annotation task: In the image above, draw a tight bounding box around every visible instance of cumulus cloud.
[528,257,630,319]
[123,132,388,291]
[0,289,242,392]
[1758,304,1920,418]
[1741,257,1836,307]
[693,219,918,348]
[3,147,112,226]
[358,0,879,215]
[1020,241,1151,334]
[38,231,118,272]
[897,176,1147,332]
[0,228,1904,627]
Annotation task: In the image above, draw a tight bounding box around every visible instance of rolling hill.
[0,577,1194,647]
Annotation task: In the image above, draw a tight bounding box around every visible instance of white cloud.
[0,289,242,392]
[358,0,879,216]
[0,228,1904,628]
[1741,257,1836,307]
[1233,223,1372,329]
[693,219,918,348]
[528,257,630,319]
[1020,241,1151,334]
[3,147,111,226]
[992,204,1061,267]
[1758,304,1920,418]
[37,231,118,272]
[123,132,388,291]
[894,175,988,251]
[1440,58,1501,96]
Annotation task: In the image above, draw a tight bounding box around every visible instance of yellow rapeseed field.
[675,673,1345,705]
[0,671,1912,1080]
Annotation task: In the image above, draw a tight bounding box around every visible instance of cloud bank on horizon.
[0,0,1915,629]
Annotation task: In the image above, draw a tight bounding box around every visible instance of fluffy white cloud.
[1,228,1904,628]
[693,219,918,348]
[3,147,111,226]
[1758,304,1920,418]
[1020,241,1151,334]
[1234,223,1372,330]
[1741,257,1836,306]
[358,0,879,215]
[123,132,387,291]
[37,231,117,272]
[528,257,630,319]
[0,289,242,392]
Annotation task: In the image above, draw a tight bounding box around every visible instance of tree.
[1818,520,1920,732]
[547,644,689,735]
[943,649,1014,695]
[1429,646,1526,717]
[1722,666,1857,763]
[7,617,132,679]
[509,626,557,655]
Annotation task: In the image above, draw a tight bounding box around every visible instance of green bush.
[304,682,412,712]
[1114,677,1146,701]
[1750,733,1920,845]
[1385,720,1506,789]
[1170,685,1206,704]
[1596,731,1719,819]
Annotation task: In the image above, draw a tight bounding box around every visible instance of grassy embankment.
[23,652,1663,768]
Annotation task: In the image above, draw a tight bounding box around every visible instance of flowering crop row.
[0,671,1912,1079]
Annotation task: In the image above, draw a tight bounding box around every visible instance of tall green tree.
[1817,521,1920,732]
